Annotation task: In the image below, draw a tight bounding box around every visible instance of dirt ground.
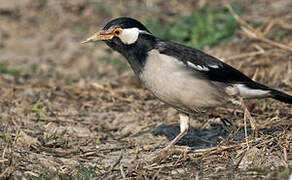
[0,0,291,179]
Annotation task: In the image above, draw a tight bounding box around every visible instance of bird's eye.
[113,29,122,36]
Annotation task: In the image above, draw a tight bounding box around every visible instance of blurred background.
[0,0,291,85]
[0,0,291,179]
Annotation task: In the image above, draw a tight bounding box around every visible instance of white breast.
[140,50,226,112]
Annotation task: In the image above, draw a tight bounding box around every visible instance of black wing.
[156,39,254,84]
[155,39,292,104]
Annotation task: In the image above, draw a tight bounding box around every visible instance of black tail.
[245,82,292,104]
[270,89,292,104]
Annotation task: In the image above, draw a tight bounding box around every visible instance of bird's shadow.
[134,120,284,150]
[151,122,236,150]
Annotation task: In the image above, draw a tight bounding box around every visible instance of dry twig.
[227,4,292,52]
[239,97,258,137]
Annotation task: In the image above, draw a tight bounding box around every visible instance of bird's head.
[82,17,155,53]
[82,17,157,74]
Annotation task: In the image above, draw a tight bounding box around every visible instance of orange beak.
[81,31,114,44]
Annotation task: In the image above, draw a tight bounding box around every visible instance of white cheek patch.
[119,28,140,44]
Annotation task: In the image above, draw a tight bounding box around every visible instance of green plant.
[75,161,99,180]
[32,100,46,117]
[0,130,8,143]
[281,166,292,180]
[0,65,21,76]
[145,5,241,49]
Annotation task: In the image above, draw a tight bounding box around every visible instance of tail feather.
[243,82,292,104]
[270,89,292,104]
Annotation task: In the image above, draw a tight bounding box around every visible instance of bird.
[82,17,292,152]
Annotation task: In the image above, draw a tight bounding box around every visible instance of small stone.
[171,168,186,175]
[72,126,91,137]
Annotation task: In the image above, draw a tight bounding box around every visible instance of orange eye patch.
[113,28,123,36]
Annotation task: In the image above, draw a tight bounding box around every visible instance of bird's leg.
[161,113,190,152]
[146,113,190,163]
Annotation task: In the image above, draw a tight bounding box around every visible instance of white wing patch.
[187,61,209,71]
[186,61,220,71]
[236,84,270,98]
[209,64,219,68]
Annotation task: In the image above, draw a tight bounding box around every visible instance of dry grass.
[0,0,291,179]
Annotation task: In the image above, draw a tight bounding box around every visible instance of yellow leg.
[160,113,190,152]
[146,113,190,163]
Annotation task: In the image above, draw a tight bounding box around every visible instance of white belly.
[139,50,226,112]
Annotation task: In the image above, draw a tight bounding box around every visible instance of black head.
[103,17,151,33]
[82,17,155,49]
[102,17,155,54]
[82,17,157,75]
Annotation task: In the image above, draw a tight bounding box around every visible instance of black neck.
[106,34,157,76]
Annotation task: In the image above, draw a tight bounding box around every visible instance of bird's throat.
[110,34,157,76]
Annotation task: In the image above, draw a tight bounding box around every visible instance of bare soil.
[0,0,291,179]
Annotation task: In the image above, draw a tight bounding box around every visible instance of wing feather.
[157,39,254,84]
